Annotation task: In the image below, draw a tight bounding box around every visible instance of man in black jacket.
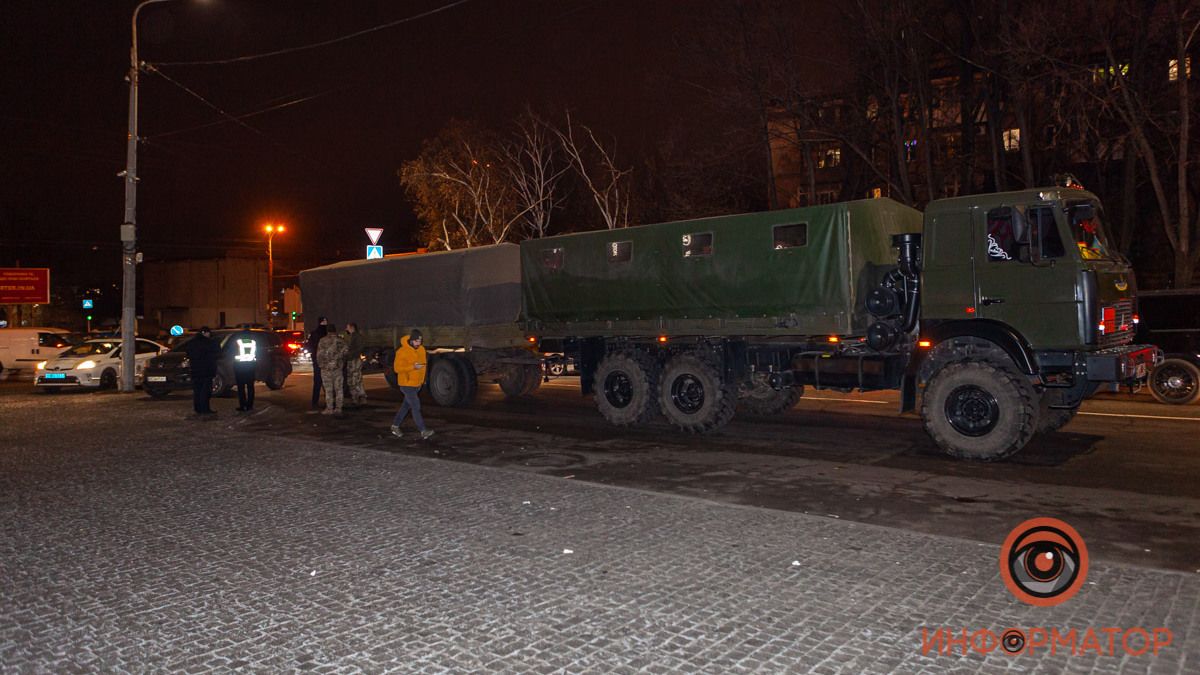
[305,316,329,411]
[185,326,222,416]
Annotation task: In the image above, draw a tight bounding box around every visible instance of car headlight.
[36,361,47,370]
[77,360,96,370]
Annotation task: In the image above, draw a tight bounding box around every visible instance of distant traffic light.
[290,311,297,320]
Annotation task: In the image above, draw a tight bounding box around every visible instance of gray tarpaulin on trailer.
[298,244,522,333]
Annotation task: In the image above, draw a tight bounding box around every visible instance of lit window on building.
[1169,57,1192,81]
[815,146,841,169]
[1003,128,1020,152]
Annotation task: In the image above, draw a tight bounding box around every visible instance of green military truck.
[301,187,1158,461]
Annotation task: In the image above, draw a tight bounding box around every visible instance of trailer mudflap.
[1085,344,1161,383]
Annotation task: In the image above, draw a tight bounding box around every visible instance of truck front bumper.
[1085,344,1161,383]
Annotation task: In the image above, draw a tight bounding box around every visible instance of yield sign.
[364,227,384,245]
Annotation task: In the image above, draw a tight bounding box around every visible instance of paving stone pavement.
[1,392,1197,673]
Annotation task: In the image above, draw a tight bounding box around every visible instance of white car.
[35,338,165,390]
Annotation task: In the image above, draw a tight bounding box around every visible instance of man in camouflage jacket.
[316,324,348,415]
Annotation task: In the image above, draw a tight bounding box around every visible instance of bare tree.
[555,110,632,229]
[399,120,533,250]
[501,109,569,239]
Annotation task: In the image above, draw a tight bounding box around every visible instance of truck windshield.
[1066,200,1115,261]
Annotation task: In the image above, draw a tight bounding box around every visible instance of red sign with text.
[0,268,50,304]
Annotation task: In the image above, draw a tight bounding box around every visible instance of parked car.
[35,338,165,390]
[143,328,292,399]
[278,330,306,359]
[0,327,74,380]
[1137,289,1200,405]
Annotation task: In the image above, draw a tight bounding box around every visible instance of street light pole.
[120,0,172,393]
[264,223,285,328]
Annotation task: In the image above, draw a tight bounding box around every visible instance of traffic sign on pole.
[364,228,384,245]
[82,299,94,309]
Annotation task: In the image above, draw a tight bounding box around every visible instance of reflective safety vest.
[235,337,257,363]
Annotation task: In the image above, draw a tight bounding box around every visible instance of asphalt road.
[4,371,1198,573]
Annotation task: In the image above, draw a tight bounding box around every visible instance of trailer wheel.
[738,376,803,416]
[520,364,542,396]
[594,352,658,426]
[922,361,1037,461]
[428,357,469,407]
[1149,358,1200,405]
[382,349,399,389]
[499,365,529,398]
[659,354,736,433]
[451,355,477,405]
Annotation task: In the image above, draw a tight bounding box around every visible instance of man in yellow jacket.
[391,329,434,439]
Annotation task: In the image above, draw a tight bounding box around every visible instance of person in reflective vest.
[233,329,258,412]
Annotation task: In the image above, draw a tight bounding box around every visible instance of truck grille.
[1098,299,1134,348]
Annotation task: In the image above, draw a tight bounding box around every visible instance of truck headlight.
[77,360,96,370]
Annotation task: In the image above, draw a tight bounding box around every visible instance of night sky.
[1,0,844,290]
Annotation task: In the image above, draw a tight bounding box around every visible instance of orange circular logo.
[999,517,1088,606]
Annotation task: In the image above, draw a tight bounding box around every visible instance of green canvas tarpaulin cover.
[521,199,922,337]
[299,243,522,333]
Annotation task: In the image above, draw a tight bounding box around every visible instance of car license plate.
[147,376,167,382]
[44,373,66,380]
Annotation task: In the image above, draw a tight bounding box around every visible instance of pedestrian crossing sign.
[366,245,383,259]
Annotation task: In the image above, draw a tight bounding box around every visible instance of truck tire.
[520,364,542,396]
[659,354,736,433]
[1149,358,1200,405]
[382,349,399,389]
[428,357,467,407]
[594,352,658,426]
[738,377,803,416]
[922,361,1037,461]
[1036,396,1079,434]
[451,355,478,405]
[499,364,530,398]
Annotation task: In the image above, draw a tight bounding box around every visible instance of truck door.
[972,204,1079,348]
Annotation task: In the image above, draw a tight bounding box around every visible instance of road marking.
[1079,411,1200,422]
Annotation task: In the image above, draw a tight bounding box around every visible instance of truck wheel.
[382,349,399,389]
[738,377,803,416]
[520,364,542,396]
[922,361,1037,461]
[659,354,736,433]
[451,355,478,405]
[428,357,467,407]
[499,365,530,398]
[1149,358,1200,405]
[594,352,658,426]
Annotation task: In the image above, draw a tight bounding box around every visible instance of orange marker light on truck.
[527,336,537,343]
[657,335,669,343]
[918,340,932,348]
[827,336,840,343]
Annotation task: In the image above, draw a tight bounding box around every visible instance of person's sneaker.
[390,425,403,438]
[420,429,435,440]
[321,408,334,416]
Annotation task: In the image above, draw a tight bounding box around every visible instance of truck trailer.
[300,187,1159,461]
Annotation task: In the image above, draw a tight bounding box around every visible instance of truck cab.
[911,188,1158,458]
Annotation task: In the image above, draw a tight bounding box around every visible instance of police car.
[35,338,165,390]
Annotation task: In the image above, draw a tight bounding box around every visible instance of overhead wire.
[151,0,472,67]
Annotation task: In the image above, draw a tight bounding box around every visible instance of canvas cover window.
[542,247,564,270]
[607,241,632,263]
[773,223,808,249]
[682,233,713,257]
